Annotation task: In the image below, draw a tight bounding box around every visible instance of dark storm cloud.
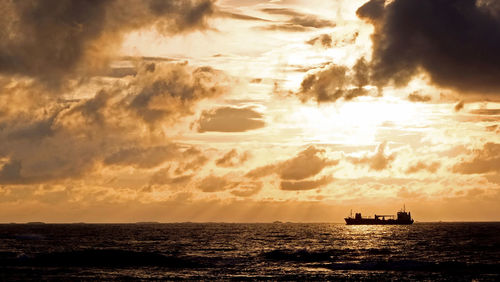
[0,0,216,87]
[348,142,395,171]
[259,8,335,32]
[296,58,370,103]
[196,106,265,132]
[280,176,332,191]
[357,0,500,96]
[453,142,500,174]
[408,92,432,103]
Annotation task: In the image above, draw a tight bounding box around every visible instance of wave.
[326,260,500,273]
[260,249,499,273]
[261,248,392,262]
[3,249,206,268]
[262,249,340,262]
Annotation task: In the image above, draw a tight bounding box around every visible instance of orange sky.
[0,0,499,222]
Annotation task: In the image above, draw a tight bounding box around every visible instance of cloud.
[104,145,183,169]
[175,148,209,174]
[6,113,59,141]
[357,0,500,97]
[197,106,265,132]
[405,161,440,174]
[250,78,263,84]
[0,160,34,185]
[469,109,500,115]
[245,164,277,179]
[129,64,229,127]
[455,101,465,112]
[0,155,96,185]
[65,90,112,126]
[149,167,193,187]
[259,8,335,32]
[296,58,370,103]
[306,30,358,49]
[280,176,333,191]
[408,92,431,103]
[453,142,500,174]
[246,146,338,182]
[348,142,395,171]
[485,124,499,133]
[260,8,306,17]
[230,181,262,197]
[0,0,216,88]
[198,175,237,192]
[244,145,338,191]
[58,62,229,128]
[216,11,270,22]
[0,63,224,185]
[397,187,424,199]
[198,175,262,196]
[258,24,312,32]
[215,149,250,167]
[306,34,333,48]
[279,146,337,180]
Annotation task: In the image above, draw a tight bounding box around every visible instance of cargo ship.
[345,206,414,225]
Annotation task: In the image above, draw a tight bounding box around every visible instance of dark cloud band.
[358,0,500,96]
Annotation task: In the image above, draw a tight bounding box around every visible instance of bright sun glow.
[293,98,421,145]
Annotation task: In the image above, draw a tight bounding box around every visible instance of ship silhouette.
[345,206,414,225]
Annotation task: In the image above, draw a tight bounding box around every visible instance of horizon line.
[2,221,500,224]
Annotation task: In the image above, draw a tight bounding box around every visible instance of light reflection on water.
[0,223,498,280]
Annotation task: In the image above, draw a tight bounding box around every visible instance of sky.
[0,0,499,223]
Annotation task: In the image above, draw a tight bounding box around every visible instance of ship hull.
[345,218,413,225]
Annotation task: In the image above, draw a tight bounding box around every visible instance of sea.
[0,222,499,280]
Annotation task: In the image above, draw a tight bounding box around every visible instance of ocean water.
[0,223,499,280]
